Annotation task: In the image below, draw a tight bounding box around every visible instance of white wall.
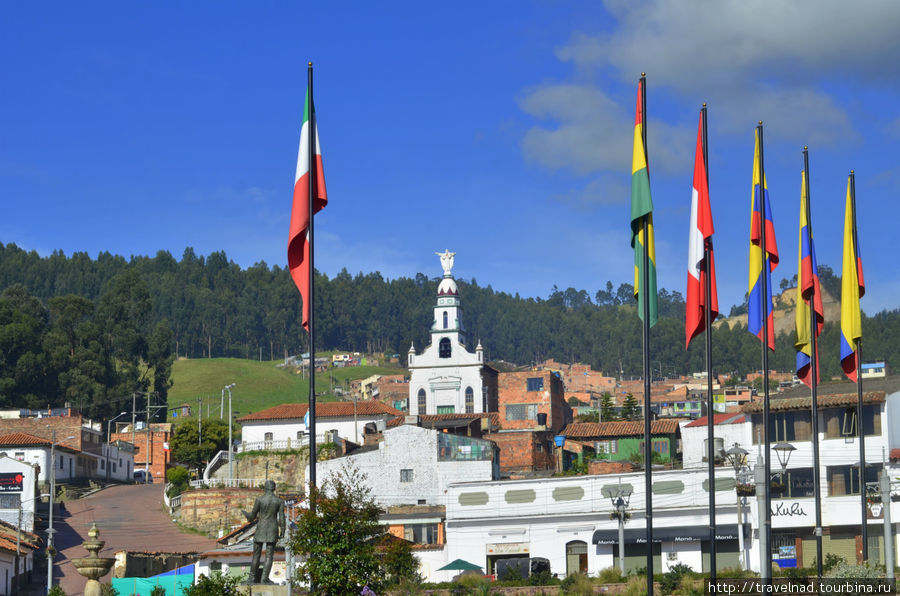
[680,421,753,469]
[315,425,495,507]
[0,456,37,533]
[243,415,392,445]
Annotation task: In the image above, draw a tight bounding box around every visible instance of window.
[14,452,24,462]
[400,469,414,483]
[100,460,105,470]
[652,440,669,455]
[596,440,618,455]
[506,404,538,421]
[828,464,882,496]
[752,411,812,443]
[465,387,474,413]
[439,338,451,358]
[527,377,544,391]
[403,523,438,544]
[443,311,448,329]
[264,432,273,445]
[297,431,304,441]
[437,406,455,414]
[824,405,881,439]
[771,467,814,499]
[418,389,426,413]
[0,494,20,509]
[112,463,116,473]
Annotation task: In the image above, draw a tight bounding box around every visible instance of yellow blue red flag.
[748,130,778,351]
[840,175,865,381]
[794,169,823,387]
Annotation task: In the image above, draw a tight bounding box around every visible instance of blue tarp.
[112,565,194,596]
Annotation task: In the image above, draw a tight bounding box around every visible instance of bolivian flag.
[630,79,657,328]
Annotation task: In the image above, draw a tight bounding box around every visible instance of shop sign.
[486,542,529,555]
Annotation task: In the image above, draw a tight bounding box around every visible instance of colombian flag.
[794,170,823,387]
[630,79,658,328]
[840,175,865,381]
[748,129,778,351]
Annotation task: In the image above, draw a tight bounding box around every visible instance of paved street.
[52,483,218,595]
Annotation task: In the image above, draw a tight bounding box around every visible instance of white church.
[408,250,498,415]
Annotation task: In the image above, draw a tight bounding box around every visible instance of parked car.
[133,469,153,483]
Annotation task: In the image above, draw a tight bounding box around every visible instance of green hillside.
[166,357,406,424]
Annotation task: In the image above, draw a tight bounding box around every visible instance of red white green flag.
[288,87,328,332]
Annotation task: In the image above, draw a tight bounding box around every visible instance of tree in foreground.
[183,571,241,596]
[291,465,418,594]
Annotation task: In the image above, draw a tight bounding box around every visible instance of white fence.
[236,434,328,454]
[189,477,268,489]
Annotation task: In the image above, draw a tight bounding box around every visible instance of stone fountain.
[70,523,116,596]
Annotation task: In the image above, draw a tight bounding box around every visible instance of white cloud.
[551,0,900,146]
[519,83,691,176]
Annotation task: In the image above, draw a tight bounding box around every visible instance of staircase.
[203,450,230,481]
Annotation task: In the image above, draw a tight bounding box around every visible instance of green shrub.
[48,587,67,596]
[166,466,190,497]
[826,561,884,579]
[622,574,648,596]
[560,572,595,595]
[596,566,625,583]
[659,563,694,595]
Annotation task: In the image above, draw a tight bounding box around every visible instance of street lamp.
[225,383,236,485]
[608,482,632,575]
[48,431,75,593]
[726,443,750,570]
[106,411,129,482]
[772,442,796,483]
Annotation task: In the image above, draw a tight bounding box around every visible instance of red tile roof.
[386,412,500,428]
[0,432,53,446]
[561,419,680,438]
[684,414,747,428]
[238,401,405,422]
[741,391,885,413]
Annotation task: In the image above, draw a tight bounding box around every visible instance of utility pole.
[198,397,202,446]
[146,394,152,483]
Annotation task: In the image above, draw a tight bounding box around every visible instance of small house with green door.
[559,419,681,465]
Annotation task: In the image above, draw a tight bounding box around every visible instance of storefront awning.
[592,524,741,545]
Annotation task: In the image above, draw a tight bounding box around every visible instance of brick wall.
[0,414,87,452]
[111,424,171,481]
[178,488,260,534]
[497,371,569,433]
[587,460,637,475]
[484,430,554,475]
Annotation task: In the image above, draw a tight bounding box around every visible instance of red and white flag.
[685,113,718,347]
[288,87,328,332]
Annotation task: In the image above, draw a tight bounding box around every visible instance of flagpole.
[803,147,824,577]
[307,61,318,508]
[640,73,654,595]
[702,104,717,583]
[851,169,868,561]
[757,122,772,582]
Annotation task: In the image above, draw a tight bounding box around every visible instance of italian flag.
[630,79,658,328]
[685,112,718,347]
[288,87,328,332]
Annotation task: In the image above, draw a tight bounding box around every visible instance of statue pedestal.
[238,584,290,596]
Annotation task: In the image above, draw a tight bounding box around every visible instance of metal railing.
[236,434,328,454]
[189,478,268,489]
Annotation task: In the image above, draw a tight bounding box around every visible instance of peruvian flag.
[685,113,718,347]
[288,86,328,332]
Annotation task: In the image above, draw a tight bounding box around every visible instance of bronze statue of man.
[242,480,285,584]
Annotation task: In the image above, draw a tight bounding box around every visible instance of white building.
[237,401,404,447]
[0,432,79,486]
[680,413,751,468]
[315,423,498,508]
[444,467,742,581]
[408,251,498,416]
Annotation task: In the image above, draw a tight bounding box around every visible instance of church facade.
[408,251,498,415]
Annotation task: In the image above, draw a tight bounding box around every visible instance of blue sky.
[3,1,900,315]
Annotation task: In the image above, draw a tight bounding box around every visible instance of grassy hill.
[166,357,406,424]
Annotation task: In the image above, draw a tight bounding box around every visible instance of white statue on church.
[436,249,455,276]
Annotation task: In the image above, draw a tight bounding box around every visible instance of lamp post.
[106,412,128,482]
[609,482,632,575]
[726,443,749,570]
[48,431,75,593]
[772,442,796,482]
[225,383,236,485]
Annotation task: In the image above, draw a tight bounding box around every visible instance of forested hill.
[1,242,898,386]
